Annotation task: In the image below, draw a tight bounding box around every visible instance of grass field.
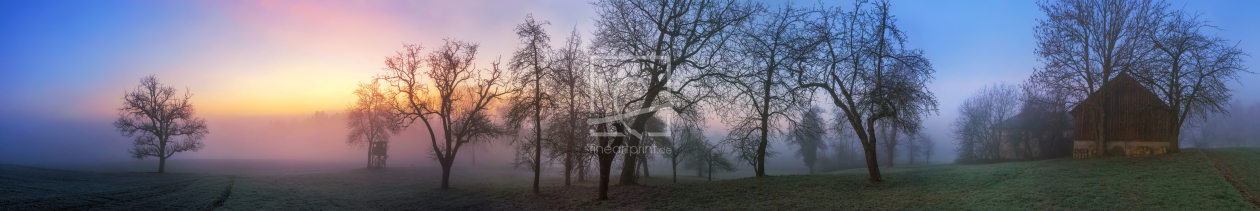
[3,149,1259,210]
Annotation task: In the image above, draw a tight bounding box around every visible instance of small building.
[994,111,1074,160]
[369,141,389,168]
[1069,73,1172,158]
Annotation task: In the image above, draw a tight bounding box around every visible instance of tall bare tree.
[796,0,937,182]
[1031,0,1165,156]
[346,80,402,169]
[379,40,511,190]
[545,28,594,186]
[504,14,554,194]
[1133,8,1250,153]
[716,2,818,177]
[591,0,757,184]
[113,75,209,173]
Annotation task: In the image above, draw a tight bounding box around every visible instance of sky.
[1,0,1258,166]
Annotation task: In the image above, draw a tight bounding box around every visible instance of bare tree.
[787,106,827,174]
[1133,8,1251,153]
[951,83,1020,163]
[591,0,758,184]
[699,141,738,181]
[1031,0,1165,156]
[545,28,594,186]
[504,14,554,194]
[346,80,402,169]
[796,1,937,182]
[663,117,702,183]
[113,75,209,173]
[716,2,819,177]
[590,122,624,200]
[379,40,511,190]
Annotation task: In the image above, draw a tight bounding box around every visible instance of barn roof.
[1069,72,1169,115]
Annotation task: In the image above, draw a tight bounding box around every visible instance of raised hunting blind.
[1070,73,1172,158]
[369,141,388,168]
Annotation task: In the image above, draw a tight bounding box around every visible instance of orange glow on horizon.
[195,65,366,117]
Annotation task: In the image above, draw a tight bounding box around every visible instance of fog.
[0,110,515,172]
[0,105,945,176]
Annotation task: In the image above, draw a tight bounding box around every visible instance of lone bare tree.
[1031,0,1164,156]
[591,0,757,184]
[1133,8,1250,152]
[545,28,594,185]
[113,75,209,173]
[717,2,818,177]
[504,14,554,194]
[379,40,511,189]
[346,80,401,169]
[796,1,937,182]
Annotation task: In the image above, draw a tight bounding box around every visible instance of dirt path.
[204,176,234,211]
[1204,151,1260,209]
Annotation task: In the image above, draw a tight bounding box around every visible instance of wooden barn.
[1070,73,1172,158]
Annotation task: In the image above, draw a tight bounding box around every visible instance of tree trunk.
[158,156,167,173]
[863,145,881,182]
[158,137,167,173]
[620,83,663,185]
[1096,108,1107,157]
[440,158,453,190]
[578,157,587,182]
[532,62,543,194]
[756,126,769,177]
[619,136,640,185]
[639,154,650,178]
[885,130,896,168]
[671,158,678,183]
[564,153,572,186]
[597,152,614,200]
[756,67,773,178]
[707,162,713,181]
[1169,110,1182,153]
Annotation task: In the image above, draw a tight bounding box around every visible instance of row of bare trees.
[334,0,939,201]
[588,0,938,184]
